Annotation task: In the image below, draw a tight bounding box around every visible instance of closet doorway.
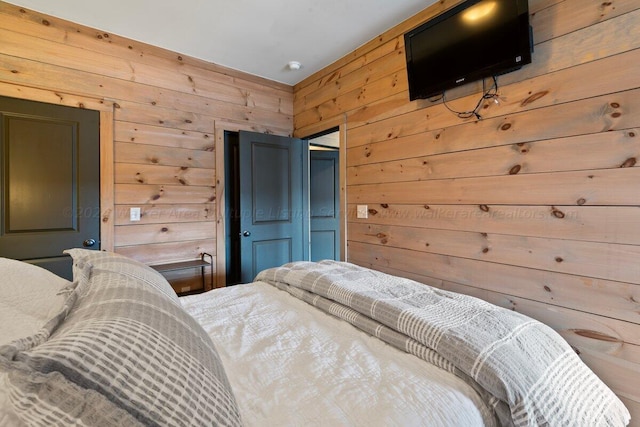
[309,130,340,262]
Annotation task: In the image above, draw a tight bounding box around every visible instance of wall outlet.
[130,207,141,221]
[356,205,368,219]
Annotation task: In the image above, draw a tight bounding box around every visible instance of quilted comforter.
[256,260,630,427]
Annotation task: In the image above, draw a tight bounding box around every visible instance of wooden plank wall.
[294,0,640,421]
[0,1,293,293]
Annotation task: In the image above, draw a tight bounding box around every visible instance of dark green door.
[238,131,308,282]
[310,149,340,261]
[0,96,100,279]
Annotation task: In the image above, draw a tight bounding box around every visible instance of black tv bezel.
[404,0,532,101]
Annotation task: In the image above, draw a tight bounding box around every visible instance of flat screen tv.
[404,0,532,101]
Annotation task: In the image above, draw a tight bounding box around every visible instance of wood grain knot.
[551,207,565,219]
[544,285,552,292]
[555,257,564,263]
[509,164,521,175]
[628,131,636,138]
[424,205,430,210]
[479,204,490,212]
[178,178,187,185]
[611,112,621,118]
[101,209,113,222]
[520,90,548,107]
[620,157,636,168]
[380,203,389,209]
[376,233,387,239]
[11,70,19,74]
[161,227,169,232]
[500,123,512,131]
[577,198,586,205]
[41,19,50,26]
[368,208,378,215]
[151,194,161,201]
[610,102,620,108]
[570,329,621,343]
[482,247,490,253]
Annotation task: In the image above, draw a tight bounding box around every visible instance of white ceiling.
[6,0,437,85]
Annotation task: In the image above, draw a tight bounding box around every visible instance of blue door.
[310,149,340,261]
[238,131,309,282]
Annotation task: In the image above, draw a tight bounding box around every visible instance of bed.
[0,249,631,426]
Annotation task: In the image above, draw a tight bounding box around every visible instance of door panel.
[252,143,292,222]
[7,116,76,232]
[310,149,340,261]
[309,230,336,261]
[0,96,100,279]
[239,131,307,282]
[252,238,292,275]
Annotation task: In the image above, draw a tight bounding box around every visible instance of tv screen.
[404,0,532,101]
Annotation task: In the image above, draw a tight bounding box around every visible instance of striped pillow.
[64,248,180,304]
[0,251,243,427]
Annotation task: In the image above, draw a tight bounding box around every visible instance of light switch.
[130,207,141,221]
[356,205,368,219]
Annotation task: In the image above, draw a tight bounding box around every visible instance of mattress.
[180,281,497,427]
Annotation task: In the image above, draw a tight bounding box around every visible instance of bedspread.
[256,261,630,427]
[181,281,497,426]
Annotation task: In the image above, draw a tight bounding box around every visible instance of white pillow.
[0,257,71,346]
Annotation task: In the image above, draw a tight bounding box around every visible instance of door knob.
[241,231,251,237]
[83,238,96,247]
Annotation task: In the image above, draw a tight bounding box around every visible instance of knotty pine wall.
[294,0,640,420]
[0,2,293,293]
